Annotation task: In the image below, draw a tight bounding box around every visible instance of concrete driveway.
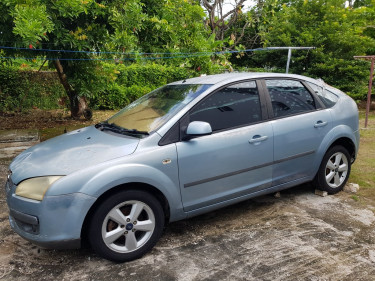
[1,156,375,281]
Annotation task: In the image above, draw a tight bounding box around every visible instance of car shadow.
[165,183,316,236]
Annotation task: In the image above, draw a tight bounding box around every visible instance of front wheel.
[314,145,351,194]
[88,190,164,262]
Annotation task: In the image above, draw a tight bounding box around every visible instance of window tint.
[266,80,316,118]
[189,81,262,131]
[307,82,339,108]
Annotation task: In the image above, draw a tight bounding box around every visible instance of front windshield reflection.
[107,84,212,134]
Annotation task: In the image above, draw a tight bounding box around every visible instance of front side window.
[189,81,262,132]
[266,80,316,118]
[107,84,212,134]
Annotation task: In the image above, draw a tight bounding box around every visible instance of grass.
[350,110,375,201]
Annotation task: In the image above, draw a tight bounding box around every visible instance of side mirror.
[184,121,212,140]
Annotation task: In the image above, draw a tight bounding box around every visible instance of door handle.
[249,135,268,143]
[314,121,328,128]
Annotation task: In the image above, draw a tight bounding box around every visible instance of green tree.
[1,0,130,117]
[134,0,222,72]
[230,0,375,98]
[1,0,217,117]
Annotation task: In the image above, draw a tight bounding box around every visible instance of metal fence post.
[354,55,375,128]
[286,48,292,74]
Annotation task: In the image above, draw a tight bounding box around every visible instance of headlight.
[15,176,63,201]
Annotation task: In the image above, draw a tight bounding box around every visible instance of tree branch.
[235,21,250,45]
[202,0,213,11]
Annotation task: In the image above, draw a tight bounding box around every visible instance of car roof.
[169,72,322,86]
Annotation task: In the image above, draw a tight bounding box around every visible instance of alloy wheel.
[325,152,349,189]
[101,200,156,253]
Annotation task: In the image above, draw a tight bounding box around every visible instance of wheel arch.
[312,135,355,185]
[80,182,170,246]
[316,124,358,169]
[327,137,356,163]
[312,126,358,182]
[313,140,353,194]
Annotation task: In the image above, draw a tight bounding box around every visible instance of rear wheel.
[88,190,164,262]
[314,145,351,194]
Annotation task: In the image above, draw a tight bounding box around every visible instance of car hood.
[9,126,140,184]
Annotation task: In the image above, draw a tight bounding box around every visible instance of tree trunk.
[53,59,88,119]
[201,0,247,43]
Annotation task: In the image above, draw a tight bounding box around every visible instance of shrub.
[90,63,195,110]
[0,66,65,112]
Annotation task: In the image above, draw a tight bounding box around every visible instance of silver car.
[5,73,359,262]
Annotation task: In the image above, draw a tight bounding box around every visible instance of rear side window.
[266,80,316,118]
[189,81,262,132]
[307,82,339,108]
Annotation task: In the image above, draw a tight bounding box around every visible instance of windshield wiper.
[95,122,149,136]
[120,128,149,135]
[95,122,123,134]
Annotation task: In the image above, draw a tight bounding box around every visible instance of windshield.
[107,84,212,134]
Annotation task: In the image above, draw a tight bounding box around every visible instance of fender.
[84,164,186,221]
[48,161,186,221]
[312,124,358,175]
[82,164,179,199]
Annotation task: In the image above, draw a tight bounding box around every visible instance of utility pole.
[354,55,375,128]
[266,47,315,73]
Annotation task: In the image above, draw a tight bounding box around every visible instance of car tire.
[314,145,351,194]
[88,190,164,262]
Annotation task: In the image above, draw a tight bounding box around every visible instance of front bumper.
[6,176,96,249]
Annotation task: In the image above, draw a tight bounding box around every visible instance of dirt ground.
[1,157,375,280]
[0,109,114,131]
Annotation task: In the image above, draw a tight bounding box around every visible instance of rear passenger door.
[264,79,332,186]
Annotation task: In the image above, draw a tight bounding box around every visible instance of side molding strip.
[184,150,315,188]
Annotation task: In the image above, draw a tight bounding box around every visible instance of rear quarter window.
[307,82,339,108]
